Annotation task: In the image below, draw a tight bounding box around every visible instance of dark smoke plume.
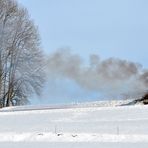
[47,49,148,98]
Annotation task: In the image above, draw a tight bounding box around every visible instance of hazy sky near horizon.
[18,0,148,104]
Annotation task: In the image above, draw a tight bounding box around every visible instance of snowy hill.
[0,100,148,148]
[0,99,136,112]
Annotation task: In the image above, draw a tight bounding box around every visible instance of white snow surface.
[0,100,148,147]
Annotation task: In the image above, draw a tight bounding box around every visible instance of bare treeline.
[0,0,45,107]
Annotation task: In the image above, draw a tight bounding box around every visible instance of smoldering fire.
[47,49,148,98]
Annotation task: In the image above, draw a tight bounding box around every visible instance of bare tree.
[0,0,45,107]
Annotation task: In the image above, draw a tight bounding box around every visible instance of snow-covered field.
[0,101,148,148]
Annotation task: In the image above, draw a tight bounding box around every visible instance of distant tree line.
[0,0,45,107]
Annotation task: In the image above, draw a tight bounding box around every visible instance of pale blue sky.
[18,0,148,67]
[18,0,148,104]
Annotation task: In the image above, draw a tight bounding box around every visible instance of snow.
[0,132,148,142]
[0,99,133,111]
[0,101,148,147]
[1,142,148,148]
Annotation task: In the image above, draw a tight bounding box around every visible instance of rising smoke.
[47,49,148,98]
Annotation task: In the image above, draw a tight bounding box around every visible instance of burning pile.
[133,93,148,105]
